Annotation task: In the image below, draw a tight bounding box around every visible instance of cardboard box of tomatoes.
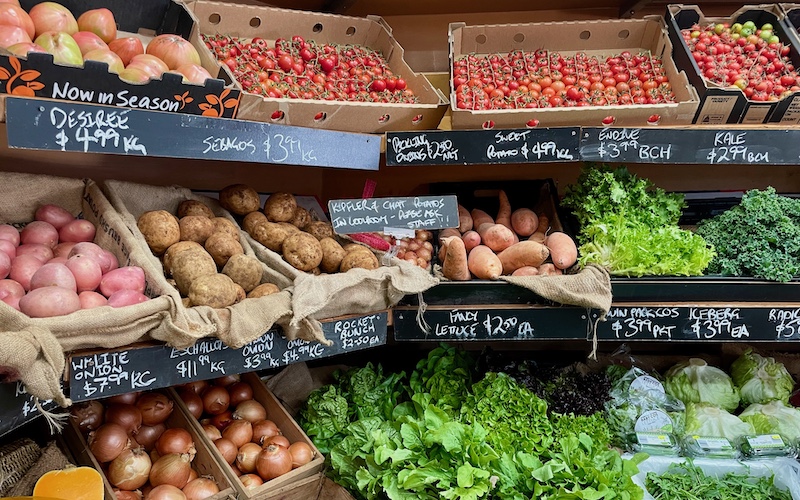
[182,0,448,134]
[0,0,239,120]
[448,17,700,129]
[667,4,800,124]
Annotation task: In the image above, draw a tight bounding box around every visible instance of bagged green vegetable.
[740,400,800,443]
[731,351,795,405]
[684,402,755,441]
[664,358,740,412]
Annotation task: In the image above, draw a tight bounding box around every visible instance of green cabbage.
[730,350,795,405]
[740,400,800,442]
[664,358,740,412]
[684,402,755,441]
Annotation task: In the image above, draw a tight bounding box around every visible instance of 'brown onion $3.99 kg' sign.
[328,195,459,234]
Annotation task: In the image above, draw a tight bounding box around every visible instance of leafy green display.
[696,187,800,282]
[664,359,740,412]
[730,350,795,405]
[740,400,800,443]
[684,403,755,441]
[645,460,792,500]
[561,164,714,276]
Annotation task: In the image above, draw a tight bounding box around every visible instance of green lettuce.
[730,350,794,405]
[665,358,740,412]
[740,400,800,442]
[684,403,755,441]
[299,385,350,454]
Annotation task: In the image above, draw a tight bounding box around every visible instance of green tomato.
[690,30,701,39]
[714,23,726,34]
[769,35,781,44]
[731,22,743,33]
[731,33,741,41]
[743,20,757,31]
[761,23,773,31]
[760,29,773,40]
[741,27,754,36]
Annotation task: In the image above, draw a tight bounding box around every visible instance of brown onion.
[263,435,290,448]
[113,489,142,500]
[232,400,266,423]
[182,477,219,500]
[230,464,243,477]
[105,403,143,434]
[222,420,252,448]
[235,442,262,473]
[132,423,166,452]
[187,468,198,482]
[149,453,192,488]
[150,449,161,463]
[202,386,230,415]
[107,447,151,490]
[106,392,139,405]
[252,420,281,444]
[209,411,233,431]
[202,424,222,441]
[136,392,173,426]
[147,484,186,500]
[288,441,315,468]
[180,380,208,395]
[178,389,203,420]
[71,400,104,432]
[89,423,131,463]
[239,474,263,491]
[256,444,292,480]
[213,375,239,386]
[227,381,253,406]
[214,438,237,464]
[155,428,196,460]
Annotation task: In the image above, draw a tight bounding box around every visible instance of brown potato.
[234,283,246,303]
[222,254,262,292]
[249,221,290,253]
[137,210,180,255]
[319,237,346,274]
[171,249,217,295]
[343,243,373,254]
[289,206,311,229]
[205,233,244,267]
[340,250,380,272]
[212,217,240,241]
[306,221,335,241]
[177,200,214,219]
[282,232,323,272]
[179,215,214,244]
[163,241,205,276]
[219,184,261,216]
[188,273,239,308]
[277,222,301,235]
[263,193,297,222]
[242,211,268,234]
[247,283,280,298]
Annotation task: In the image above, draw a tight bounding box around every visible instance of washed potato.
[137,210,180,255]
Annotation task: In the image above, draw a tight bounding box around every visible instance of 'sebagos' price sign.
[0,381,58,437]
[386,128,580,166]
[328,195,459,234]
[68,312,389,401]
[5,97,381,170]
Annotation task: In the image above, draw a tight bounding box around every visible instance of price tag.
[690,436,734,451]
[746,434,786,450]
[636,433,675,447]
[328,195,459,234]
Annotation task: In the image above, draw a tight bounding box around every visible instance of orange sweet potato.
[546,232,578,269]
[496,190,512,230]
[471,209,494,229]
[511,208,538,237]
[441,236,470,281]
[458,204,473,233]
[461,230,481,253]
[511,266,539,277]
[478,223,516,253]
[497,240,550,274]
[537,263,563,276]
[468,245,502,280]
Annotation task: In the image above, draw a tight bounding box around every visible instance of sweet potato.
[458,204,473,233]
[546,232,578,270]
[497,241,550,274]
[468,245,502,280]
[536,214,550,235]
[529,232,547,244]
[438,228,460,244]
[471,209,494,229]
[478,223,516,253]
[511,208,538,237]
[441,236,470,281]
[511,266,539,277]
[538,263,563,276]
[461,230,481,253]
[496,190,512,230]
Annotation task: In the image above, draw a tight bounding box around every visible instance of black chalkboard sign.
[5,97,381,170]
[0,381,59,438]
[580,127,800,164]
[68,312,388,402]
[328,195,459,234]
[386,128,581,166]
[393,306,591,341]
[596,306,800,341]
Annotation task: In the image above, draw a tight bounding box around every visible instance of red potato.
[511,208,539,237]
[457,204,473,233]
[496,190,512,230]
[106,289,149,308]
[10,254,44,291]
[511,266,539,277]
[0,240,16,260]
[58,219,96,243]
[441,236,470,281]
[48,257,68,265]
[478,223,516,253]
[68,242,113,272]
[20,221,58,248]
[0,251,9,279]
[29,262,77,291]
[79,290,107,309]
[18,286,81,317]
[16,243,53,262]
[99,266,145,297]
[53,242,76,258]
[461,230,481,253]
[470,209,494,229]
[497,241,551,275]
[66,254,102,292]
[34,204,74,229]
[100,250,119,274]
[3,296,20,310]
[0,279,24,302]
[0,224,20,246]
[546,232,578,270]
[468,245,502,280]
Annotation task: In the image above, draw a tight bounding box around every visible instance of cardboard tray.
[448,17,700,129]
[779,3,800,124]
[61,391,236,500]
[667,4,800,124]
[183,0,448,133]
[0,0,240,119]
[170,372,325,499]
